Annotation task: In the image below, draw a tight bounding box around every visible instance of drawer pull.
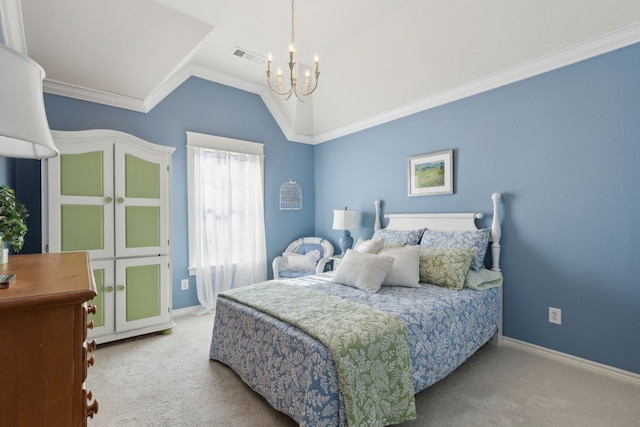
[105,285,114,293]
[87,339,97,352]
[86,392,99,418]
[87,355,95,367]
[87,320,94,330]
[87,304,97,315]
[117,285,125,292]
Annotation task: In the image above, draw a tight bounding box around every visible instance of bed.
[210,193,503,426]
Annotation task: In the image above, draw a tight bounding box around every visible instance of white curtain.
[193,148,266,314]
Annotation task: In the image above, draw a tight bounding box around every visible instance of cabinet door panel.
[115,256,170,332]
[125,154,160,198]
[115,145,169,258]
[60,205,104,251]
[125,206,160,248]
[61,151,104,196]
[87,259,115,340]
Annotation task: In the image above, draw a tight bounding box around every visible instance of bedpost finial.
[492,193,501,202]
[374,200,381,231]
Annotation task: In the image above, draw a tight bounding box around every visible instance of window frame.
[186,131,264,275]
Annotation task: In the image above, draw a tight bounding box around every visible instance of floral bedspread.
[220,282,416,426]
[210,273,500,426]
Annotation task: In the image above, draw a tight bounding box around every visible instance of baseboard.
[503,337,640,386]
[172,306,203,318]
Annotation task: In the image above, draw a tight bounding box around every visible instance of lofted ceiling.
[6,0,640,144]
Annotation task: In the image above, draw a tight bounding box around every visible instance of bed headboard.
[374,193,502,272]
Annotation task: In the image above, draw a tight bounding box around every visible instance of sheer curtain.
[193,147,266,314]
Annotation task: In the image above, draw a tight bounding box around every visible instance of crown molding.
[312,22,640,144]
[36,22,640,145]
[43,79,148,112]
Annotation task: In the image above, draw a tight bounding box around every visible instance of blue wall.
[14,77,316,309]
[315,42,640,374]
[5,37,638,374]
[0,157,13,186]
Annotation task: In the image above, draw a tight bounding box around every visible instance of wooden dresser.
[0,252,99,426]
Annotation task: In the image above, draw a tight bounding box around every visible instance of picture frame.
[408,149,453,196]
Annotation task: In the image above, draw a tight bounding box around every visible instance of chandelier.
[266,0,320,102]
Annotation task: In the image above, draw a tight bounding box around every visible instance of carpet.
[87,313,640,426]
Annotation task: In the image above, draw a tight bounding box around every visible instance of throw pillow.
[284,251,317,271]
[371,228,424,246]
[419,228,490,271]
[419,248,475,290]
[354,238,384,254]
[378,245,421,287]
[332,249,394,293]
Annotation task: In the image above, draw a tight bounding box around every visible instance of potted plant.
[0,185,29,263]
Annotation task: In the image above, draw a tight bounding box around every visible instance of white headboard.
[374,193,502,273]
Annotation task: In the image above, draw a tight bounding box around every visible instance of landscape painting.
[408,150,453,196]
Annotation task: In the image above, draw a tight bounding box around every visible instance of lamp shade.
[332,209,359,231]
[0,44,59,159]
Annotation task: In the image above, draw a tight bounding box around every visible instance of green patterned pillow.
[419,248,476,290]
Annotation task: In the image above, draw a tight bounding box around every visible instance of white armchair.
[272,237,334,280]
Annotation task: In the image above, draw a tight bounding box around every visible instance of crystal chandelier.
[266,0,320,102]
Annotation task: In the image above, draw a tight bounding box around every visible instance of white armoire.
[43,129,175,343]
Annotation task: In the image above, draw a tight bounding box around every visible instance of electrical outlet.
[181,279,189,290]
[549,307,561,325]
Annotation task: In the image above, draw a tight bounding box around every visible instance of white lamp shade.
[332,209,359,231]
[0,44,59,159]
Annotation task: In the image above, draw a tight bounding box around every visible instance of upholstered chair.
[272,237,334,279]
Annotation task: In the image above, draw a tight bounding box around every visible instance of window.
[186,132,266,312]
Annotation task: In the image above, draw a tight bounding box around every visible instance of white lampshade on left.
[0,44,58,159]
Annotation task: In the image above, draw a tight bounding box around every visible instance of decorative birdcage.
[280,179,302,210]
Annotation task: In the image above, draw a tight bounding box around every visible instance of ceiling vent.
[231,47,266,65]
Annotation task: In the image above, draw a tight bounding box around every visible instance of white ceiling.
[6,0,640,144]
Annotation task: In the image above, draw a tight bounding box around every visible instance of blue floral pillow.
[419,228,491,271]
[371,228,424,246]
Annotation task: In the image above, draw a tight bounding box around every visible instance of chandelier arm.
[266,70,293,97]
[292,71,320,97]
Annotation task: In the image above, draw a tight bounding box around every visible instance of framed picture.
[408,149,453,196]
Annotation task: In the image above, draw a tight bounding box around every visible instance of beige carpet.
[87,313,640,426]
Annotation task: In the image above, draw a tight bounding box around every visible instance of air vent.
[231,47,266,65]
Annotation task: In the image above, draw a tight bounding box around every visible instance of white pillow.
[283,251,317,271]
[332,249,394,293]
[354,238,384,254]
[379,245,421,287]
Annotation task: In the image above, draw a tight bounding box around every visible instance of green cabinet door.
[46,140,115,259]
[114,145,170,258]
[115,256,170,332]
[87,260,115,339]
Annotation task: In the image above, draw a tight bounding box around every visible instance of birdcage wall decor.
[280,179,302,210]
